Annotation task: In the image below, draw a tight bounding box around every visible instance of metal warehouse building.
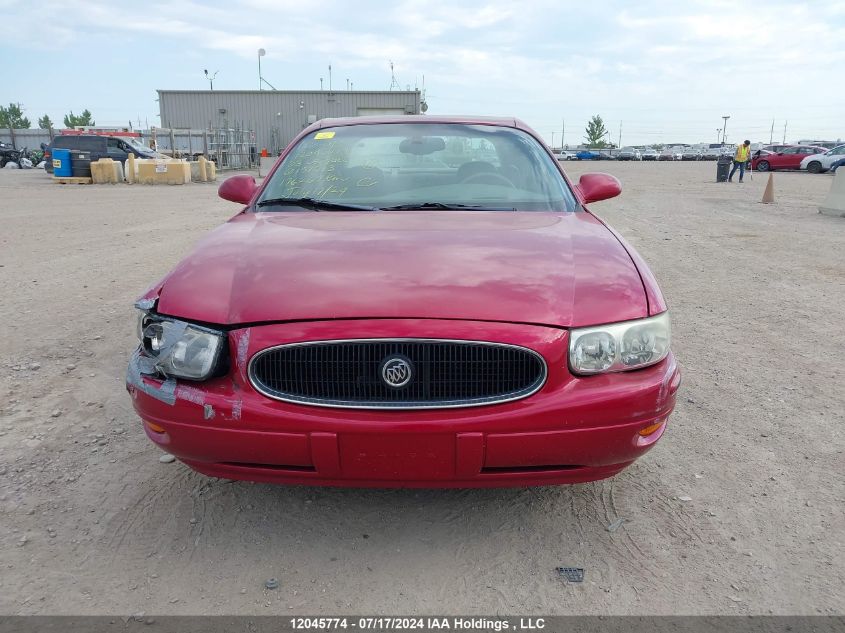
[157,89,422,155]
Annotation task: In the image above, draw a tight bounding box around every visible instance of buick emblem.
[380,355,413,388]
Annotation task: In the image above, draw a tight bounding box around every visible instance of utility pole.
[204,69,218,91]
[561,119,565,148]
[721,115,730,145]
[716,129,721,144]
[783,121,788,144]
[328,64,332,91]
[258,48,265,90]
[770,120,775,145]
[346,78,350,91]
[618,121,622,149]
[320,78,323,90]
[389,61,401,90]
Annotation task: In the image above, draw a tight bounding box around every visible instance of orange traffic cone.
[260,148,269,157]
[761,173,774,204]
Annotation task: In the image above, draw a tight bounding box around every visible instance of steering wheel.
[460,171,515,187]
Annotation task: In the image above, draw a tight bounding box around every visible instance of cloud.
[3,0,843,143]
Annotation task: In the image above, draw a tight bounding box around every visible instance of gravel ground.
[0,163,842,616]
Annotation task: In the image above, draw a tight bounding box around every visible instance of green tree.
[63,109,95,128]
[0,103,31,129]
[584,115,609,148]
[38,114,54,129]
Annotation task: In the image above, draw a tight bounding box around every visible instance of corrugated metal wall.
[0,128,55,149]
[157,90,421,154]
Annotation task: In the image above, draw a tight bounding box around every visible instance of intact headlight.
[136,312,226,380]
[569,312,670,375]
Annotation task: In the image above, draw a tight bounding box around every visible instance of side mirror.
[218,174,258,204]
[575,173,622,204]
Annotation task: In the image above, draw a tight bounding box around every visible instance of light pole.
[551,131,557,149]
[204,69,218,91]
[716,128,721,144]
[258,48,265,90]
[721,115,730,144]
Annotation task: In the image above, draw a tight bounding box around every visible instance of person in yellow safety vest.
[729,140,752,183]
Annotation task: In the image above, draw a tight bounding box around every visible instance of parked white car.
[800,144,845,173]
[554,150,577,161]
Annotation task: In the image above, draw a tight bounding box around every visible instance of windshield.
[258,123,577,211]
[124,137,155,152]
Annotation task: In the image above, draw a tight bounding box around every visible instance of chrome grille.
[248,339,547,409]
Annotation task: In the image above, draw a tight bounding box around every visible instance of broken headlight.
[137,312,226,380]
[569,312,670,375]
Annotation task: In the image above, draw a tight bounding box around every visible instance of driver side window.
[107,138,126,155]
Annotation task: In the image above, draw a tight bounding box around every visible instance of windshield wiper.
[380,202,516,211]
[256,197,379,212]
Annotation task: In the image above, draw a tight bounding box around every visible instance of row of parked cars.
[555,144,845,173]
[556,147,730,162]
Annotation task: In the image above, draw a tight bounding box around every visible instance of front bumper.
[127,319,680,488]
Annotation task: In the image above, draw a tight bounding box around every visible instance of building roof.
[157,89,420,95]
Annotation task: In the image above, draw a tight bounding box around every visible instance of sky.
[2,0,843,147]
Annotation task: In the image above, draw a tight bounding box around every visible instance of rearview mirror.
[575,173,621,204]
[399,136,446,155]
[218,174,258,204]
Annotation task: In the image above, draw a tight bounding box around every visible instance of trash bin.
[716,156,732,182]
[70,150,92,178]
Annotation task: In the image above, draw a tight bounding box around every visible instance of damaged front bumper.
[126,319,680,488]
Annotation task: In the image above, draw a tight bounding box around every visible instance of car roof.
[313,114,526,130]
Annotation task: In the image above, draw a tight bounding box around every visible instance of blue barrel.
[53,149,72,177]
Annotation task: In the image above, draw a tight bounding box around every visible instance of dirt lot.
[1,163,843,616]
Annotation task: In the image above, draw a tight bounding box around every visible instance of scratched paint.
[236,329,251,384]
[176,385,206,406]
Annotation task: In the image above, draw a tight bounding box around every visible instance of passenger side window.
[78,137,101,151]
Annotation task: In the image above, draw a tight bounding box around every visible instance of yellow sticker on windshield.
[314,131,335,139]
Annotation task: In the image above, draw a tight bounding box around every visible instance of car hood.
[154,211,648,328]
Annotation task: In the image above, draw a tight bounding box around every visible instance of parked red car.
[127,116,679,488]
[752,145,828,171]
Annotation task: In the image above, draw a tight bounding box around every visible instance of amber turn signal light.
[638,421,665,437]
[145,421,167,434]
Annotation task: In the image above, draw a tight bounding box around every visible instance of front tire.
[807,161,823,174]
[757,160,770,172]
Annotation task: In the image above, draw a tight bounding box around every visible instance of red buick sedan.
[127,116,680,487]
